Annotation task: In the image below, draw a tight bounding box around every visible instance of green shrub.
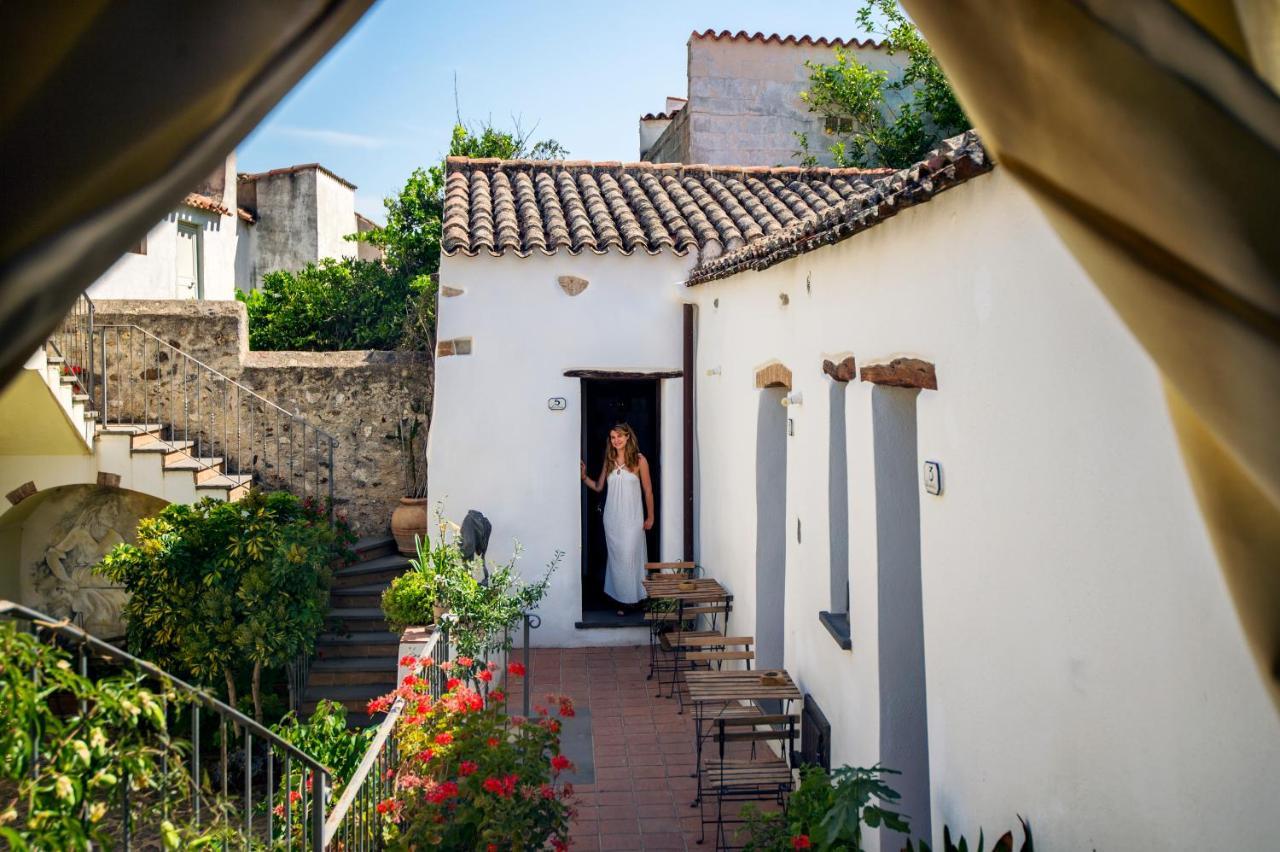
[381,518,556,659]
[742,764,908,851]
[96,490,350,722]
[0,620,227,849]
[238,257,430,351]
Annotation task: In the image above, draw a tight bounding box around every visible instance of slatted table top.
[643,577,728,601]
[684,669,802,703]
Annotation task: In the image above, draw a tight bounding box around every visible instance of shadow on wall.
[873,385,931,848]
[756,387,788,673]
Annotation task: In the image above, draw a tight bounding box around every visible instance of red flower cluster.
[550,754,572,774]
[445,677,461,691]
[399,654,418,667]
[477,669,493,682]
[489,689,506,704]
[434,732,453,746]
[481,774,520,797]
[456,655,473,667]
[792,836,812,849]
[425,780,459,804]
[458,760,478,776]
[507,661,526,677]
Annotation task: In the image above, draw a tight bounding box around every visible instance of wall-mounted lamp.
[780,391,803,407]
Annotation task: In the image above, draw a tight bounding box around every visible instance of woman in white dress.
[581,423,655,615]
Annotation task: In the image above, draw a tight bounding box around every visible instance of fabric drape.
[0,0,375,391]
[900,0,1280,708]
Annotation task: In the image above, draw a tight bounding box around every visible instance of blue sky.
[237,0,875,221]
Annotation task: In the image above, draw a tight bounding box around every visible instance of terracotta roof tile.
[685,131,993,285]
[690,29,884,50]
[641,106,684,121]
[182,193,230,216]
[442,159,887,259]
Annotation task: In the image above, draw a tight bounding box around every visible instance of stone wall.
[93,300,431,536]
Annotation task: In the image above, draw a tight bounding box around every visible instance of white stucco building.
[87,155,378,300]
[426,131,1280,848]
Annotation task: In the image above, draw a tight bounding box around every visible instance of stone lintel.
[859,358,937,390]
[755,362,792,390]
[822,356,857,383]
[6,481,36,506]
[97,472,122,489]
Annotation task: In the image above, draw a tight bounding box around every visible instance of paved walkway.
[529,645,707,851]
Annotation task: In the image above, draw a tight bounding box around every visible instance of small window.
[823,115,855,135]
[128,235,147,255]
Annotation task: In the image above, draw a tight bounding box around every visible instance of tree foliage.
[238,257,426,351]
[96,490,351,721]
[796,0,968,168]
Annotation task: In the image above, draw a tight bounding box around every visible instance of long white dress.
[602,463,647,604]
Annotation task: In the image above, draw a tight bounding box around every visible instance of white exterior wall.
[315,171,359,262]
[686,39,908,166]
[427,251,694,646]
[687,169,1280,848]
[88,207,238,300]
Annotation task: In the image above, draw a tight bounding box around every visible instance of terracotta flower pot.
[433,603,446,624]
[391,497,430,556]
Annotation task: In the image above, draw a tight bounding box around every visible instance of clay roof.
[641,107,683,121]
[689,30,883,50]
[182,193,230,216]
[686,132,992,285]
[236,207,257,224]
[441,158,894,259]
[238,163,357,190]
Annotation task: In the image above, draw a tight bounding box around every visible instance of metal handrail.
[1,599,331,849]
[45,291,94,401]
[92,321,337,514]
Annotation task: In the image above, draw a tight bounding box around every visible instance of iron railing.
[323,613,540,848]
[93,322,337,512]
[1,600,332,850]
[45,290,95,401]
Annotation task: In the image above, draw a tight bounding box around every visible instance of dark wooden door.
[580,378,661,611]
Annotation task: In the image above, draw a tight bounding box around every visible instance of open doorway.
[580,377,661,626]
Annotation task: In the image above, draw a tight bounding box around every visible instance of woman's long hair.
[606,423,641,472]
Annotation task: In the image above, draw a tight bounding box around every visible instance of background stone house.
[641,30,908,166]
[87,153,380,300]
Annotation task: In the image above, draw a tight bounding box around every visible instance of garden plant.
[97,490,354,722]
[365,656,575,850]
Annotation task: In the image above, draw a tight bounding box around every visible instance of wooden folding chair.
[698,713,798,849]
[653,598,733,701]
[669,634,754,712]
[643,560,700,681]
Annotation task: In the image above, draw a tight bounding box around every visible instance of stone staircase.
[11,350,252,505]
[304,535,412,725]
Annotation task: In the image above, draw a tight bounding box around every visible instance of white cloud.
[273,126,388,149]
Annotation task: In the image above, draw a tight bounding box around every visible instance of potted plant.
[391,414,430,555]
[383,517,470,633]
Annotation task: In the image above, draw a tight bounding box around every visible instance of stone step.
[330,584,388,609]
[327,607,389,632]
[301,683,390,716]
[332,554,411,589]
[354,535,397,561]
[163,456,225,483]
[131,439,196,462]
[315,631,398,658]
[308,656,397,686]
[195,474,252,501]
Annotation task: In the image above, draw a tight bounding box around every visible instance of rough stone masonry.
[93,300,432,535]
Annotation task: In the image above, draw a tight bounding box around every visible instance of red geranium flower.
[487,737,500,748]
[445,677,461,691]
[434,732,453,745]
[550,754,572,773]
[459,760,478,776]
[419,656,434,668]
[477,669,493,682]
[791,836,812,849]
[489,689,506,703]
[417,748,434,762]
[507,661,526,677]
[456,655,473,667]
[482,777,506,796]
[399,654,417,667]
